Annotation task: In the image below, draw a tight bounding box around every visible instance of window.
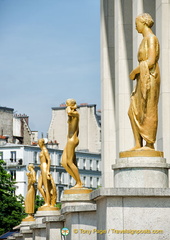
[97,177,100,187]
[50,153,53,162]
[76,158,79,167]
[90,177,93,188]
[34,152,37,163]
[10,170,16,180]
[58,154,62,166]
[70,175,72,185]
[83,176,86,186]
[90,159,93,170]
[10,151,16,162]
[59,172,62,184]
[96,160,99,171]
[0,152,3,160]
[83,158,86,169]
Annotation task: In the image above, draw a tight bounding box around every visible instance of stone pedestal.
[42,216,64,240]
[34,210,60,224]
[63,188,92,195]
[20,230,33,240]
[30,223,46,240]
[7,237,15,240]
[29,209,61,240]
[112,154,170,188]
[91,188,170,240]
[61,193,97,240]
[12,233,23,240]
[20,221,34,240]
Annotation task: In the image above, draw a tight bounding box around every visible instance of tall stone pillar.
[156,0,170,163]
[101,0,133,187]
[101,0,116,187]
[114,0,133,153]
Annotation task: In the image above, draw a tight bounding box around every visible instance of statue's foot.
[138,146,155,151]
[71,182,84,189]
[24,214,33,219]
[22,214,35,221]
[145,143,154,149]
[42,203,50,207]
[131,142,154,151]
[127,145,142,151]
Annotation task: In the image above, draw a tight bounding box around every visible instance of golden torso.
[39,150,48,172]
[138,35,159,63]
[67,115,79,145]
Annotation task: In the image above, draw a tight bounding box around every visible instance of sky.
[0,0,100,136]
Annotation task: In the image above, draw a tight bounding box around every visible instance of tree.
[0,160,26,235]
[34,195,44,212]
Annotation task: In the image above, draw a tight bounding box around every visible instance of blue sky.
[0,0,100,136]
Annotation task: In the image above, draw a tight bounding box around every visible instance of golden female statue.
[37,138,57,210]
[61,99,83,188]
[23,164,36,221]
[128,13,160,150]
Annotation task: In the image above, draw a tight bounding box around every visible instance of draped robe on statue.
[128,35,160,144]
[25,170,36,213]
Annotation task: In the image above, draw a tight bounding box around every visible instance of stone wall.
[0,107,14,142]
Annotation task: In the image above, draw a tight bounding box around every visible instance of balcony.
[3,158,23,167]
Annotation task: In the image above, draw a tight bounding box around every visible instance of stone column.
[156,0,170,163]
[101,0,116,187]
[101,0,133,188]
[114,0,133,153]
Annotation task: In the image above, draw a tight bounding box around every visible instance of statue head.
[136,13,154,28]
[66,98,77,109]
[28,163,35,171]
[38,138,45,148]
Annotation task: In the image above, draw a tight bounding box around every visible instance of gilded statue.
[61,99,83,188]
[37,138,57,210]
[128,13,160,150]
[23,164,36,221]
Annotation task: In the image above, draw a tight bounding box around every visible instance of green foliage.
[34,195,45,212]
[0,160,26,235]
[0,160,15,194]
[55,202,62,209]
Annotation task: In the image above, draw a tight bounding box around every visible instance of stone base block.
[64,188,92,194]
[20,221,35,240]
[61,192,97,240]
[91,188,170,240]
[43,216,64,240]
[30,224,46,240]
[112,157,170,188]
[34,210,61,224]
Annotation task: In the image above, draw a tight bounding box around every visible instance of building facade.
[0,107,14,142]
[0,144,101,201]
[0,106,38,145]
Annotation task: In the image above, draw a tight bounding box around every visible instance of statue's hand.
[66,106,71,113]
[47,172,51,180]
[129,70,136,80]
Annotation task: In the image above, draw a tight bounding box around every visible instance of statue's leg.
[145,142,154,149]
[66,143,83,188]
[128,109,143,149]
[61,146,77,180]
[37,174,46,202]
[41,171,50,206]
